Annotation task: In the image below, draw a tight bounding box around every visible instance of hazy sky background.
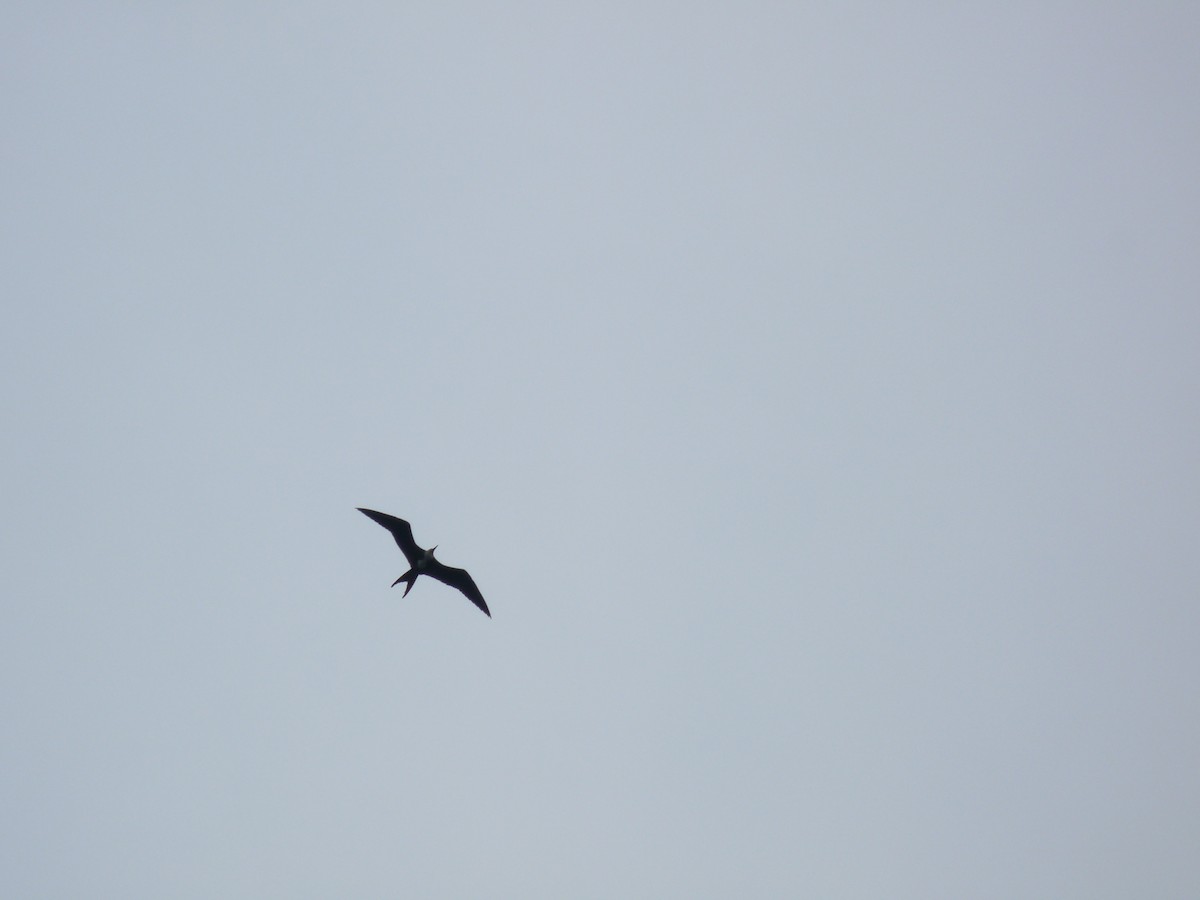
[3,4,1198,897]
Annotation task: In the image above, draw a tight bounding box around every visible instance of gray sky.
[3,4,1198,897]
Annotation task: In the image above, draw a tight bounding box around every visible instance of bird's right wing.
[427,563,491,618]
[357,508,421,566]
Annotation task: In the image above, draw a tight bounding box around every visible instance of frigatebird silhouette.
[357,508,490,617]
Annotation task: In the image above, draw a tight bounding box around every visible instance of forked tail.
[391,570,417,596]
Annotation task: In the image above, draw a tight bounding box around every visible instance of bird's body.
[357,508,490,617]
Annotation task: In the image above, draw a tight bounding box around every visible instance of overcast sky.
[3,4,1198,898]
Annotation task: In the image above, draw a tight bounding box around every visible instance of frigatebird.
[357,508,490,617]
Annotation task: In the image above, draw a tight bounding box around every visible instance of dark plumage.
[357,508,490,617]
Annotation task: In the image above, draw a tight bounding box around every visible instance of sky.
[2,4,1198,897]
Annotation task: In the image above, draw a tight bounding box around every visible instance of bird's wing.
[426,562,491,618]
[357,508,421,566]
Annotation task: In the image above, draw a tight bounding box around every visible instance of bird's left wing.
[357,508,421,566]
[427,563,491,618]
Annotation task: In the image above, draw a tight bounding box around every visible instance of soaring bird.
[357,508,490,617]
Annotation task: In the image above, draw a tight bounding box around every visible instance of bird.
[357,508,490,617]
